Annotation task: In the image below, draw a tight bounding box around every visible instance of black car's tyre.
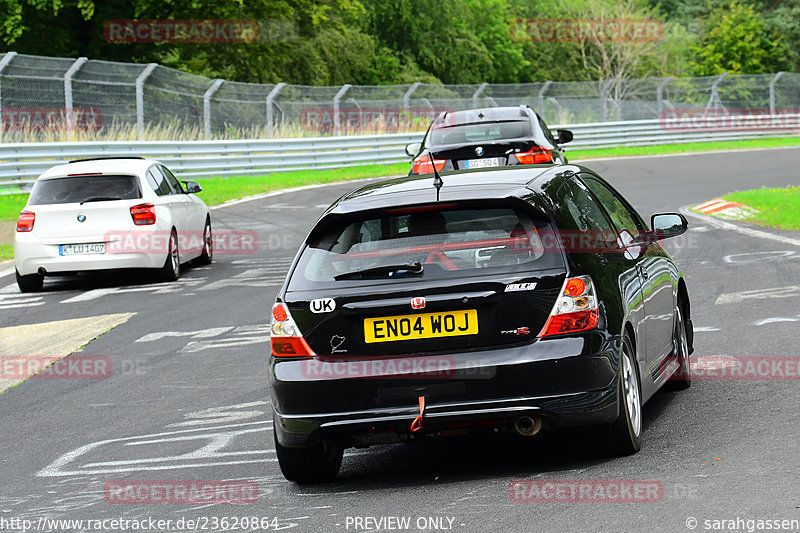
[606,335,643,455]
[274,429,343,484]
[16,270,43,293]
[159,229,180,282]
[195,217,213,265]
[667,304,692,391]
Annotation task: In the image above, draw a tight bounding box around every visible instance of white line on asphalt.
[715,286,800,305]
[754,316,800,326]
[682,208,800,248]
[694,326,721,332]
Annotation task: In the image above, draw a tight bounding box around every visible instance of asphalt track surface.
[1,148,799,533]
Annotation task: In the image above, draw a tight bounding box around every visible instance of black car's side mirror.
[651,213,688,239]
[183,181,202,194]
[556,129,573,144]
[405,142,422,158]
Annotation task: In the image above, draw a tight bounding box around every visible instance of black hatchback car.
[269,164,693,483]
[405,105,572,175]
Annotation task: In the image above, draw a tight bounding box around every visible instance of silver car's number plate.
[59,243,106,256]
[465,157,502,169]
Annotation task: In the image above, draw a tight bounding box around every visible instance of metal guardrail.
[2,116,798,194]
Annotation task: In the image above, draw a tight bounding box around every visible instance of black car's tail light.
[16,210,35,232]
[271,303,316,357]
[538,275,599,337]
[514,147,553,165]
[411,156,446,174]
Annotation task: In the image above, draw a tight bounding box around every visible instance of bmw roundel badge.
[475,146,484,156]
[77,213,86,223]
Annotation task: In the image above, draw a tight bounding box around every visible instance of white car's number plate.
[59,243,106,256]
[465,157,502,169]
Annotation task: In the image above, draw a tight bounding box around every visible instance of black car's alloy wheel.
[668,305,692,390]
[607,335,643,455]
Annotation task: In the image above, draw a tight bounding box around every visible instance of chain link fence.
[1,51,799,142]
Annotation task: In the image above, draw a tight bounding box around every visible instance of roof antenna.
[428,152,443,202]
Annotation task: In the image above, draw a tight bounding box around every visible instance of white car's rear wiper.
[79,196,122,205]
[334,262,424,280]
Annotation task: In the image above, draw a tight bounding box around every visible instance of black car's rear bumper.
[270,333,622,448]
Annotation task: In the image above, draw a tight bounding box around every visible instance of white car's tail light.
[538,275,599,337]
[271,303,316,357]
[16,210,35,232]
[130,203,156,225]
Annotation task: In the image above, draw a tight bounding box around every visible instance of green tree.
[690,1,787,75]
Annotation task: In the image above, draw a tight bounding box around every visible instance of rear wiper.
[334,262,424,280]
[80,196,121,205]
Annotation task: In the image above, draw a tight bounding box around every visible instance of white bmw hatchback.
[14,157,212,292]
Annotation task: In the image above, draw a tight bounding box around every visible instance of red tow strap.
[410,396,426,432]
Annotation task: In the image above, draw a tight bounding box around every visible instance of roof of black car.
[327,164,581,214]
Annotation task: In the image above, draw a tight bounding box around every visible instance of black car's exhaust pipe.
[514,415,542,437]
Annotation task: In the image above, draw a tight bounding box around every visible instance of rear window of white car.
[28,175,142,205]
[288,202,564,290]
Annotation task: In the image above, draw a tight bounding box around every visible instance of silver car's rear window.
[288,203,564,290]
[28,175,142,205]
[429,120,532,145]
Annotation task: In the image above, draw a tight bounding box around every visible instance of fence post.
[549,97,564,124]
[537,81,552,115]
[706,72,727,112]
[333,84,351,137]
[472,83,488,108]
[135,63,157,140]
[64,57,88,136]
[203,79,224,140]
[403,82,421,113]
[657,77,671,118]
[600,79,614,121]
[769,72,784,115]
[266,82,286,139]
[0,52,17,125]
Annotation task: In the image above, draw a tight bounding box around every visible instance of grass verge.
[722,187,800,231]
[0,244,11,262]
[1,135,799,224]
[571,135,800,159]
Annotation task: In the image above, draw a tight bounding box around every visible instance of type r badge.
[310,298,336,313]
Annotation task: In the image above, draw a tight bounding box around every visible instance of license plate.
[364,309,478,343]
[59,243,106,256]
[465,157,502,169]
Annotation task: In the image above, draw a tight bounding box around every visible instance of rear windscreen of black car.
[28,175,142,205]
[288,203,565,290]
[429,120,532,145]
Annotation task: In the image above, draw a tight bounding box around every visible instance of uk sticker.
[505,283,537,292]
[310,298,336,313]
